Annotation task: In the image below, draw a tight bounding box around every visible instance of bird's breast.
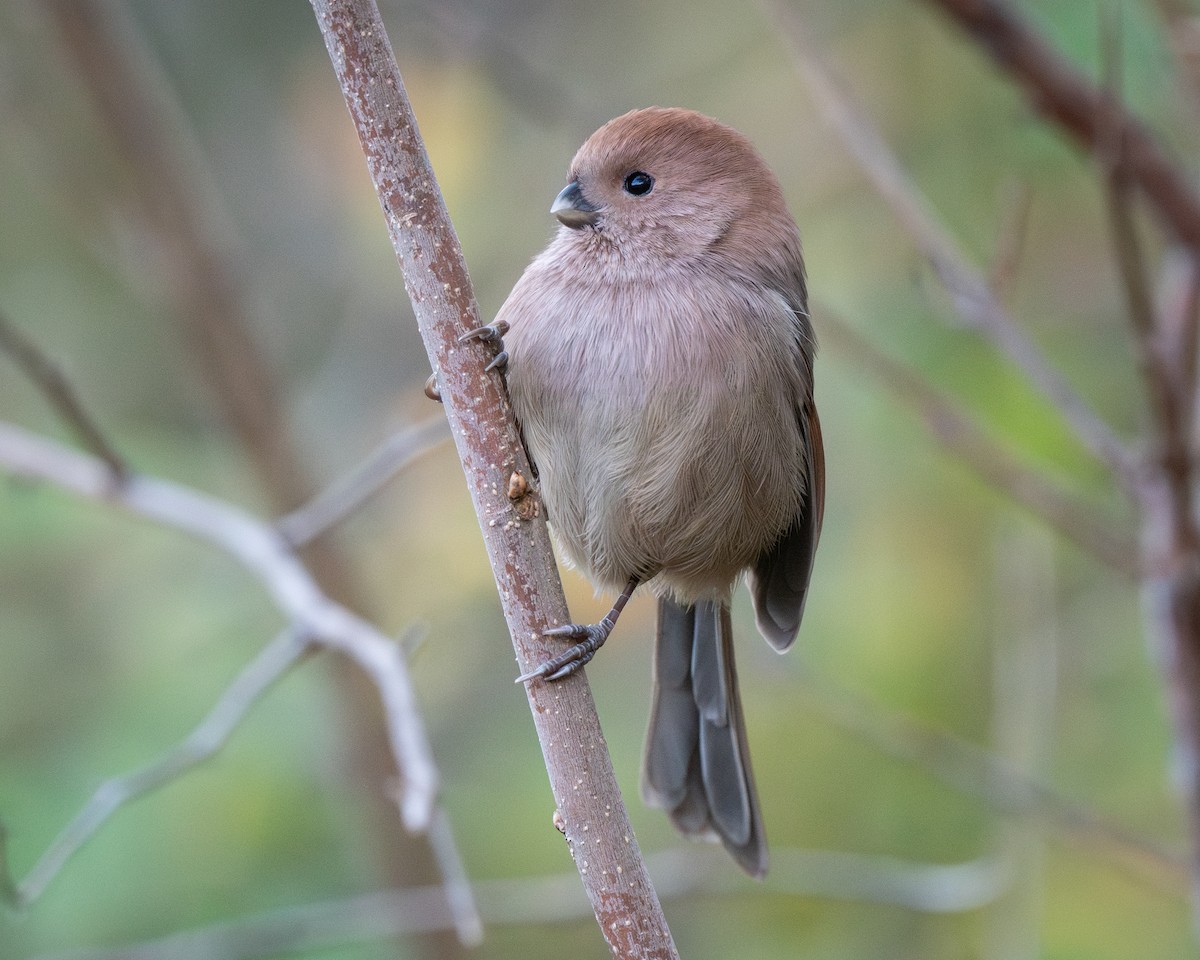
[503,267,810,601]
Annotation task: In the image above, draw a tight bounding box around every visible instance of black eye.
[622,171,654,196]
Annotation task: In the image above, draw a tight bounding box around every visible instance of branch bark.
[307,2,678,957]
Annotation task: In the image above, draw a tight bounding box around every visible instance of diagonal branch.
[0,422,438,834]
[306,2,678,957]
[923,0,1200,253]
[42,8,474,938]
[1106,163,1196,551]
[768,1,1138,489]
[796,669,1189,895]
[4,627,310,908]
[820,310,1139,576]
[0,310,126,480]
[277,415,450,547]
[0,423,483,933]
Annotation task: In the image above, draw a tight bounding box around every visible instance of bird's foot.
[516,576,638,684]
[458,319,510,372]
[516,621,612,683]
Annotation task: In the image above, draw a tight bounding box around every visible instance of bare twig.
[923,0,1200,253]
[984,528,1058,959]
[424,808,484,948]
[45,7,474,939]
[45,0,298,505]
[307,2,677,957]
[796,669,1189,895]
[1158,250,1200,441]
[26,847,1010,960]
[1106,163,1195,550]
[768,1,1138,489]
[0,422,438,834]
[819,309,1138,577]
[4,627,310,907]
[987,181,1033,301]
[1153,0,1200,116]
[0,310,126,479]
[277,415,450,547]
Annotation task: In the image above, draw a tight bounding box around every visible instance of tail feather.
[642,597,767,877]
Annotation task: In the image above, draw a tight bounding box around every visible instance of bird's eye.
[622,171,654,196]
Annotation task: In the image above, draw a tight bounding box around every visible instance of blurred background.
[0,0,1187,957]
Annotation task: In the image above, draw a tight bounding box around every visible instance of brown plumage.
[495,107,824,877]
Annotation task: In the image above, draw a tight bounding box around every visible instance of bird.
[465,107,823,877]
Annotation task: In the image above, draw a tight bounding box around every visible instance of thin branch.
[0,310,126,479]
[767,1,1139,489]
[1106,161,1196,550]
[44,0,298,506]
[277,415,450,547]
[25,848,1010,960]
[986,180,1033,301]
[307,3,677,957]
[1152,0,1200,118]
[795,669,1189,896]
[819,309,1139,577]
[1098,13,1195,548]
[4,627,310,908]
[1158,249,1200,442]
[0,422,438,834]
[43,7,470,934]
[424,807,484,948]
[922,0,1200,253]
[984,528,1058,958]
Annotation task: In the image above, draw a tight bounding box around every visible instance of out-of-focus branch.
[820,309,1138,577]
[1153,0,1200,115]
[986,180,1033,302]
[278,416,450,547]
[769,1,1137,489]
[4,627,309,908]
[1106,165,1196,551]
[796,669,1189,896]
[25,847,1009,960]
[923,0,1200,253]
[984,529,1058,957]
[0,311,126,479]
[0,422,438,834]
[1158,250,1200,442]
[307,2,677,958]
[44,7,472,949]
[778,0,1200,927]
[45,0,299,505]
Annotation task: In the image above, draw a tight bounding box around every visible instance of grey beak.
[551,181,599,228]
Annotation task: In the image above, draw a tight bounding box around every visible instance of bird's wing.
[748,400,824,651]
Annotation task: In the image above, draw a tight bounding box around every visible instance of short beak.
[551,181,599,228]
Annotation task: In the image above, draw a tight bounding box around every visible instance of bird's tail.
[641,597,767,877]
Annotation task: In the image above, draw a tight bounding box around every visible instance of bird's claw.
[484,350,508,372]
[459,320,510,372]
[516,622,611,683]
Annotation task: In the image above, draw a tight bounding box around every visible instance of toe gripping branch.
[517,577,639,684]
[449,318,637,686]
[459,319,510,372]
[424,320,510,403]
